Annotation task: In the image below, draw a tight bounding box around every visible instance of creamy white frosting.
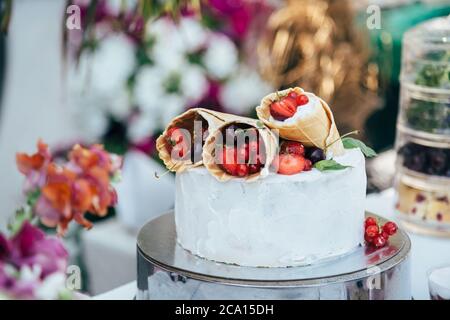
[175,148,367,267]
[269,92,320,125]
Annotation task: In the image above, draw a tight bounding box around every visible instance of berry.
[221,147,238,176]
[167,127,185,144]
[373,235,387,248]
[288,92,298,100]
[166,127,190,159]
[304,159,312,171]
[364,233,374,244]
[237,144,249,164]
[283,97,298,110]
[248,164,261,174]
[365,225,379,238]
[277,154,306,175]
[364,217,377,228]
[383,222,398,236]
[236,164,249,177]
[270,99,297,121]
[280,141,305,156]
[296,94,309,106]
[381,231,390,240]
[308,148,326,164]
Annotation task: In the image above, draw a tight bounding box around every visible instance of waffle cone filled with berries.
[202,114,279,182]
[156,108,225,172]
[256,87,344,156]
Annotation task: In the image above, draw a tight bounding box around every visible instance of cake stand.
[136,212,411,300]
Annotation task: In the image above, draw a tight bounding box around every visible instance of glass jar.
[395,15,450,236]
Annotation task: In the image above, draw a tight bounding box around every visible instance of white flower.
[127,112,158,143]
[108,88,132,120]
[89,34,136,95]
[133,65,167,112]
[203,35,238,80]
[35,272,67,300]
[106,0,138,16]
[178,17,208,52]
[147,18,185,72]
[219,67,273,114]
[179,64,208,103]
[160,94,186,127]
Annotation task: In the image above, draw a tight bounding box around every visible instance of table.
[92,188,450,300]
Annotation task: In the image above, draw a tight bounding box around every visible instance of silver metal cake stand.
[136,212,411,300]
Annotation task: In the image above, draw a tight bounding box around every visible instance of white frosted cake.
[156,87,371,268]
[175,148,366,267]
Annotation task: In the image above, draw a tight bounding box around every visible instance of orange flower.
[16,140,50,175]
[69,144,101,171]
[71,178,94,214]
[18,141,122,236]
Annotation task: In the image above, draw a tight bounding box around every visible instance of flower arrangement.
[0,141,122,299]
[66,0,273,154]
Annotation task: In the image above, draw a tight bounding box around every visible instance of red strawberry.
[221,147,238,176]
[167,127,185,144]
[296,94,309,106]
[270,100,297,121]
[282,97,298,111]
[277,154,306,175]
[280,141,305,156]
[166,127,189,159]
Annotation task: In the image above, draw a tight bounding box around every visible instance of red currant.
[373,235,387,248]
[381,231,390,240]
[365,225,379,238]
[383,222,398,236]
[364,217,377,228]
[364,233,374,244]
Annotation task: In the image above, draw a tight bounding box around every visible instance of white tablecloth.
[91,188,450,299]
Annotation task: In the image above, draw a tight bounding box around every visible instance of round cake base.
[136,212,411,300]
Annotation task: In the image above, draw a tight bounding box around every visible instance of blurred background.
[0,0,449,295]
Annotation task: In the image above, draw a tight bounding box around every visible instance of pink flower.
[0,222,68,299]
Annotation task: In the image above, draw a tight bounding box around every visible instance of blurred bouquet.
[0,141,122,299]
[66,0,274,154]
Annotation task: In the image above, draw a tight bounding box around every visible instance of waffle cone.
[156,108,225,172]
[256,87,344,156]
[203,114,279,182]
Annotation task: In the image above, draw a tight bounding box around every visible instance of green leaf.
[8,207,34,235]
[342,137,377,158]
[314,159,351,172]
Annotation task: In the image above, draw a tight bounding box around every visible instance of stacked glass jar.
[395,15,450,236]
